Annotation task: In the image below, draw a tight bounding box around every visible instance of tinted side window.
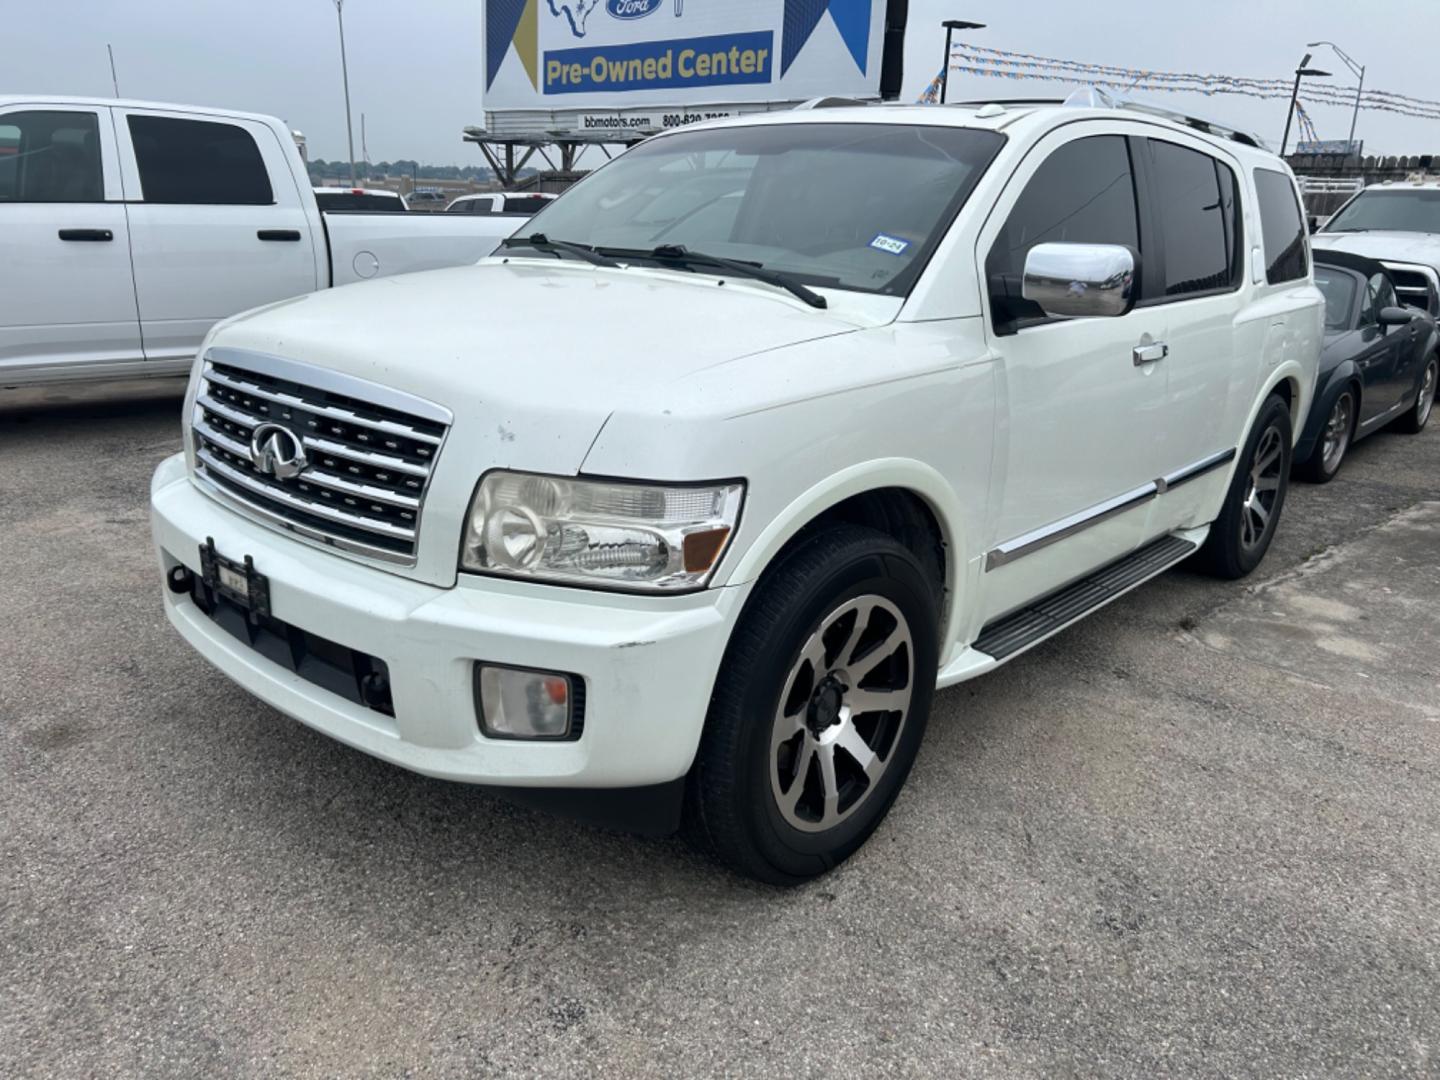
[1255,168,1307,284]
[1359,273,1396,326]
[504,196,552,214]
[315,192,404,212]
[128,115,273,205]
[986,135,1139,331]
[0,111,103,202]
[1147,139,1241,298]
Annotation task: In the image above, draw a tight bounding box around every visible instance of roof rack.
[1059,87,1271,150]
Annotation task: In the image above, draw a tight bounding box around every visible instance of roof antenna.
[107,43,120,97]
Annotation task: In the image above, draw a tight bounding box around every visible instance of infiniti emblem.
[249,422,309,480]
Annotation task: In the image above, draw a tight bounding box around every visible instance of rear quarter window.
[1254,168,1308,285]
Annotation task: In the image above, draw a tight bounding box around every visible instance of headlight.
[461,471,744,591]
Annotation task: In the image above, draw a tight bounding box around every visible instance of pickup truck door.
[976,128,1171,623]
[0,105,142,380]
[114,108,320,364]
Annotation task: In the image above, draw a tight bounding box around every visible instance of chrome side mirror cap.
[1022,242,1137,319]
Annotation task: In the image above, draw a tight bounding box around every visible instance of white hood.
[1312,230,1440,268]
[204,260,867,585]
[212,259,862,463]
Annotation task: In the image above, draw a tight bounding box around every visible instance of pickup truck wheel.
[1296,388,1354,484]
[1394,355,1436,434]
[685,526,938,885]
[1196,394,1292,580]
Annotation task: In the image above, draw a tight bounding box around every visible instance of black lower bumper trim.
[486,777,686,837]
[185,576,395,717]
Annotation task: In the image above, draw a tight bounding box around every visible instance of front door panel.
[0,105,141,378]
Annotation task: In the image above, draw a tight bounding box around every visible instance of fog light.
[474,664,581,740]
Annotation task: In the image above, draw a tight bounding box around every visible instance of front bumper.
[150,453,749,789]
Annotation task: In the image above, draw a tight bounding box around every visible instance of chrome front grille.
[190,349,451,565]
[1381,263,1439,315]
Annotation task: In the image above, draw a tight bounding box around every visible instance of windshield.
[518,123,1005,296]
[1313,267,1358,331]
[1324,189,1440,234]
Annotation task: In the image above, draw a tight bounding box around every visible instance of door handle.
[1133,342,1169,366]
[257,229,302,242]
[58,228,113,242]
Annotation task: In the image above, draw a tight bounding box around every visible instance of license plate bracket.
[198,536,271,623]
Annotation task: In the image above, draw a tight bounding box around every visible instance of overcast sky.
[5,0,1438,164]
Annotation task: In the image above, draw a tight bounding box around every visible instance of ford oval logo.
[607,0,661,20]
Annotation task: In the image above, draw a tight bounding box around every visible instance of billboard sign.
[484,1,890,134]
[1295,139,1363,157]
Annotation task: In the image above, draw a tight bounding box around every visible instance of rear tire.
[1394,354,1437,435]
[1196,394,1293,579]
[685,526,938,885]
[1296,388,1354,484]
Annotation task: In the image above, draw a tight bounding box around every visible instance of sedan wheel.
[1417,360,1436,428]
[1313,391,1355,480]
[1398,356,1437,435]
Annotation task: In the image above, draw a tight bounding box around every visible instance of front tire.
[686,526,938,885]
[1196,394,1293,579]
[1296,387,1354,484]
[1394,354,1437,435]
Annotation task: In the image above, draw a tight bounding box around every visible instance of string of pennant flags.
[952,43,1440,113]
[1293,100,1320,145]
[926,45,1440,123]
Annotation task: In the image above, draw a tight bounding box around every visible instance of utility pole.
[1308,40,1365,157]
[1280,53,1330,158]
[106,44,120,97]
[939,20,985,105]
[331,0,358,188]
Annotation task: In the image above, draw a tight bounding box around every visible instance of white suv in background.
[151,97,1322,883]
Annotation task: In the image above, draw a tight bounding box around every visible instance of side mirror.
[1022,242,1136,319]
[1378,305,1414,328]
[1307,215,1320,235]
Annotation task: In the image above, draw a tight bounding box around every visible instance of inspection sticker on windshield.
[870,233,911,256]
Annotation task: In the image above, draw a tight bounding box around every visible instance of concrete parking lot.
[2,379,1438,1078]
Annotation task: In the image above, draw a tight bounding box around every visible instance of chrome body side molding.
[985,448,1236,571]
[1156,447,1236,493]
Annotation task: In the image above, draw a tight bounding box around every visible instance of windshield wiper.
[604,244,827,309]
[500,233,621,268]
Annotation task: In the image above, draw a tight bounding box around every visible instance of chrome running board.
[973,534,1199,662]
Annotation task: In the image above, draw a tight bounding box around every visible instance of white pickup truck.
[0,97,522,387]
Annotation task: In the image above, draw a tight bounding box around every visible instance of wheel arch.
[1256,360,1310,442]
[717,460,973,648]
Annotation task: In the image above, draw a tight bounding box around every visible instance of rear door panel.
[115,109,320,363]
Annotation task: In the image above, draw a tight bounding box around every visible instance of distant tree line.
[307,158,540,183]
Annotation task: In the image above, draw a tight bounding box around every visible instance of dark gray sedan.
[1295,250,1438,482]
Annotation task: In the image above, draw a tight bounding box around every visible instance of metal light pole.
[332,0,358,188]
[939,20,985,105]
[1308,40,1365,156]
[1280,53,1330,159]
